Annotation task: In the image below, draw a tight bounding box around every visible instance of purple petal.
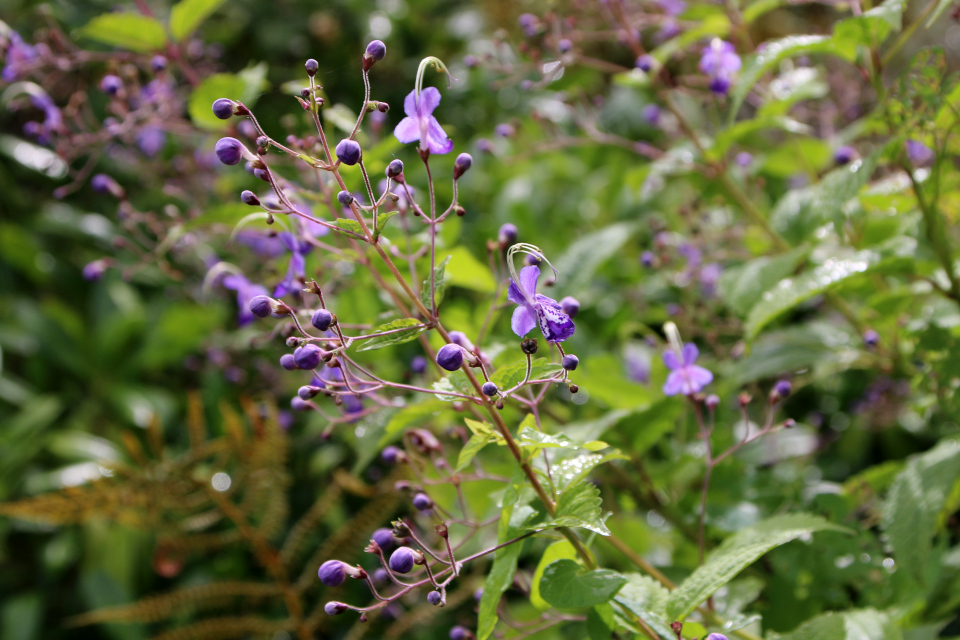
[519,265,540,297]
[663,370,686,396]
[424,116,453,155]
[507,279,526,305]
[511,305,537,337]
[221,273,248,292]
[402,90,418,118]
[685,365,714,393]
[535,296,575,343]
[682,343,699,365]
[416,87,442,118]
[393,116,420,144]
[662,351,680,370]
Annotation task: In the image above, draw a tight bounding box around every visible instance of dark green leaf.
[432,370,474,401]
[355,318,427,352]
[331,218,364,235]
[718,247,809,317]
[169,0,227,41]
[587,604,617,640]
[526,481,610,536]
[553,222,638,298]
[539,559,627,609]
[456,433,494,472]
[614,574,675,640]
[79,14,167,52]
[530,541,579,610]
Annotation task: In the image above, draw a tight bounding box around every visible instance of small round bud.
[569,384,579,393]
[312,308,334,331]
[335,139,362,165]
[562,355,579,371]
[364,40,387,62]
[324,601,348,616]
[834,145,855,165]
[389,547,417,574]
[377,101,390,113]
[520,338,539,355]
[559,296,580,319]
[481,381,498,396]
[336,190,354,206]
[301,87,311,99]
[412,492,433,511]
[291,396,309,411]
[436,344,464,371]
[410,355,428,374]
[318,560,348,586]
[91,174,125,199]
[558,38,573,53]
[100,75,122,95]
[772,380,792,401]
[640,251,655,268]
[705,394,720,409]
[215,137,245,165]
[212,98,235,120]
[280,354,298,370]
[150,55,167,72]
[240,190,260,206]
[286,336,301,348]
[863,329,880,348]
[783,419,796,429]
[298,385,321,400]
[635,55,654,72]
[294,344,322,370]
[386,159,404,178]
[739,392,753,407]
[495,123,515,137]
[305,58,319,76]
[372,528,395,551]
[83,259,109,281]
[498,223,518,247]
[382,446,404,465]
[427,591,443,606]
[249,295,273,318]
[453,153,473,180]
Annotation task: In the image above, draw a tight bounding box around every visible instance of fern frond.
[150,616,294,640]
[382,577,481,640]
[280,482,343,565]
[186,392,206,450]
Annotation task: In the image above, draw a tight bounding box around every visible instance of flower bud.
[640,251,655,267]
[91,174,125,199]
[453,153,473,180]
[392,520,412,537]
[481,381,498,396]
[705,394,720,409]
[558,39,573,53]
[386,159,404,179]
[240,190,260,206]
[100,75,122,95]
[83,259,110,281]
[280,354,298,370]
[363,40,387,71]
[448,331,475,352]
[450,626,473,640]
[427,591,443,606]
[498,223,518,248]
[305,58,319,76]
[560,296,580,319]
[215,137,248,166]
[436,344,464,371]
[771,380,792,402]
[412,492,433,511]
[863,329,880,348]
[739,392,753,407]
[381,445,406,465]
[318,560,348,586]
[388,547,419,574]
[335,139,362,165]
[248,295,273,319]
[291,396,309,411]
[150,55,167,72]
[562,354,579,371]
[372,528,395,551]
[294,344,322,370]
[336,191,354,206]
[212,98,236,120]
[410,355,427,374]
[324,601,348,616]
[635,55,654,72]
[298,385,321,400]
[312,308,334,331]
[834,145,855,165]
[521,338,539,355]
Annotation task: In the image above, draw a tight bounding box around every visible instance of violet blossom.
[507,265,575,343]
[1,31,36,81]
[663,343,713,396]
[273,231,312,298]
[393,87,453,155]
[221,272,270,326]
[699,39,741,96]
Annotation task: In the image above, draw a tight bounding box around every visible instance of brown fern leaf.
[158,530,242,554]
[280,482,343,565]
[67,582,281,626]
[186,392,206,451]
[383,578,481,640]
[150,616,294,640]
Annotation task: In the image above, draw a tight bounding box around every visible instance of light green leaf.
[745,238,915,339]
[834,0,907,47]
[882,439,960,586]
[188,67,268,130]
[539,560,627,609]
[444,246,496,293]
[331,218,364,235]
[375,210,398,230]
[432,370,474,401]
[378,399,447,447]
[552,452,629,492]
[169,0,226,40]
[530,541,579,610]
[518,426,608,452]
[614,573,675,640]
[79,14,167,52]
[709,116,811,160]
[666,513,850,620]
[456,433,495,472]
[587,603,617,640]
[355,318,427,352]
[769,608,902,640]
[650,14,731,64]
[718,246,809,317]
[526,481,611,536]
[478,471,528,640]
[324,104,359,134]
[489,358,562,390]
[743,0,787,23]
[552,222,638,297]
[421,255,451,309]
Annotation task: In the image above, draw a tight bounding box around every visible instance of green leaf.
[718,247,809,317]
[743,0,787,23]
[169,0,226,41]
[552,222,638,298]
[551,452,629,492]
[709,116,811,160]
[650,14,731,64]
[614,574,675,640]
[666,513,850,621]
[331,218,365,235]
[421,256,451,309]
[378,399,447,446]
[456,433,495,472]
[526,481,611,536]
[324,104,359,134]
[770,608,901,640]
[444,246,496,293]
[834,0,907,47]
[517,426,608,452]
[489,358,562,390]
[187,67,268,130]
[355,318,427,352]
[882,439,960,586]
[587,604,617,640]
[79,14,167,52]
[539,560,627,609]
[530,541,579,610]
[139,304,224,368]
[744,238,916,339]
[375,210,398,230]
[728,35,856,123]
[432,370,474,401]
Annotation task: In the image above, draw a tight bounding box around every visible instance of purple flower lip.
[335,138,362,165]
[507,265,575,343]
[662,343,713,396]
[394,87,453,155]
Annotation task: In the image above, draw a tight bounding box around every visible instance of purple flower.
[507,265,575,343]
[1,32,37,81]
[658,0,687,15]
[662,343,713,396]
[136,126,167,157]
[83,259,110,281]
[735,151,753,167]
[700,263,722,296]
[906,139,933,166]
[273,232,312,298]
[394,88,453,155]
[625,350,651,384]
[221,273,270,326]
[699,39,741,96]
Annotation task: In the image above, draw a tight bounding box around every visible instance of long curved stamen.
[506,242,561,306]
[201,261,245,298]
[414,56,453,107]
[664,321,684,360]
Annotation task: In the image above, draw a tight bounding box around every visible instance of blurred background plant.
[2,0,960,639]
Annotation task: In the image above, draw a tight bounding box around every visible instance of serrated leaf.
[355,318,427,352]
[552,222,638,298]
[718,247,809,317]
[432,370,473,401]
[526,482,610,536]
[882,439,960,586]
[376,210,398,230]
[666,513,850,620]
[378,399,447,446]
[332,218,364,235]
[517,426,608,452]
[614,574,675,640]
[169,0,226,41]
[539,560,626,609]
[530,541,579,610]
[79,14,167,52]
[456,433,495,472]
[552,452,629,491]
[421,255,451,309]
[745,238,916,339]
[489,358,562,390]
